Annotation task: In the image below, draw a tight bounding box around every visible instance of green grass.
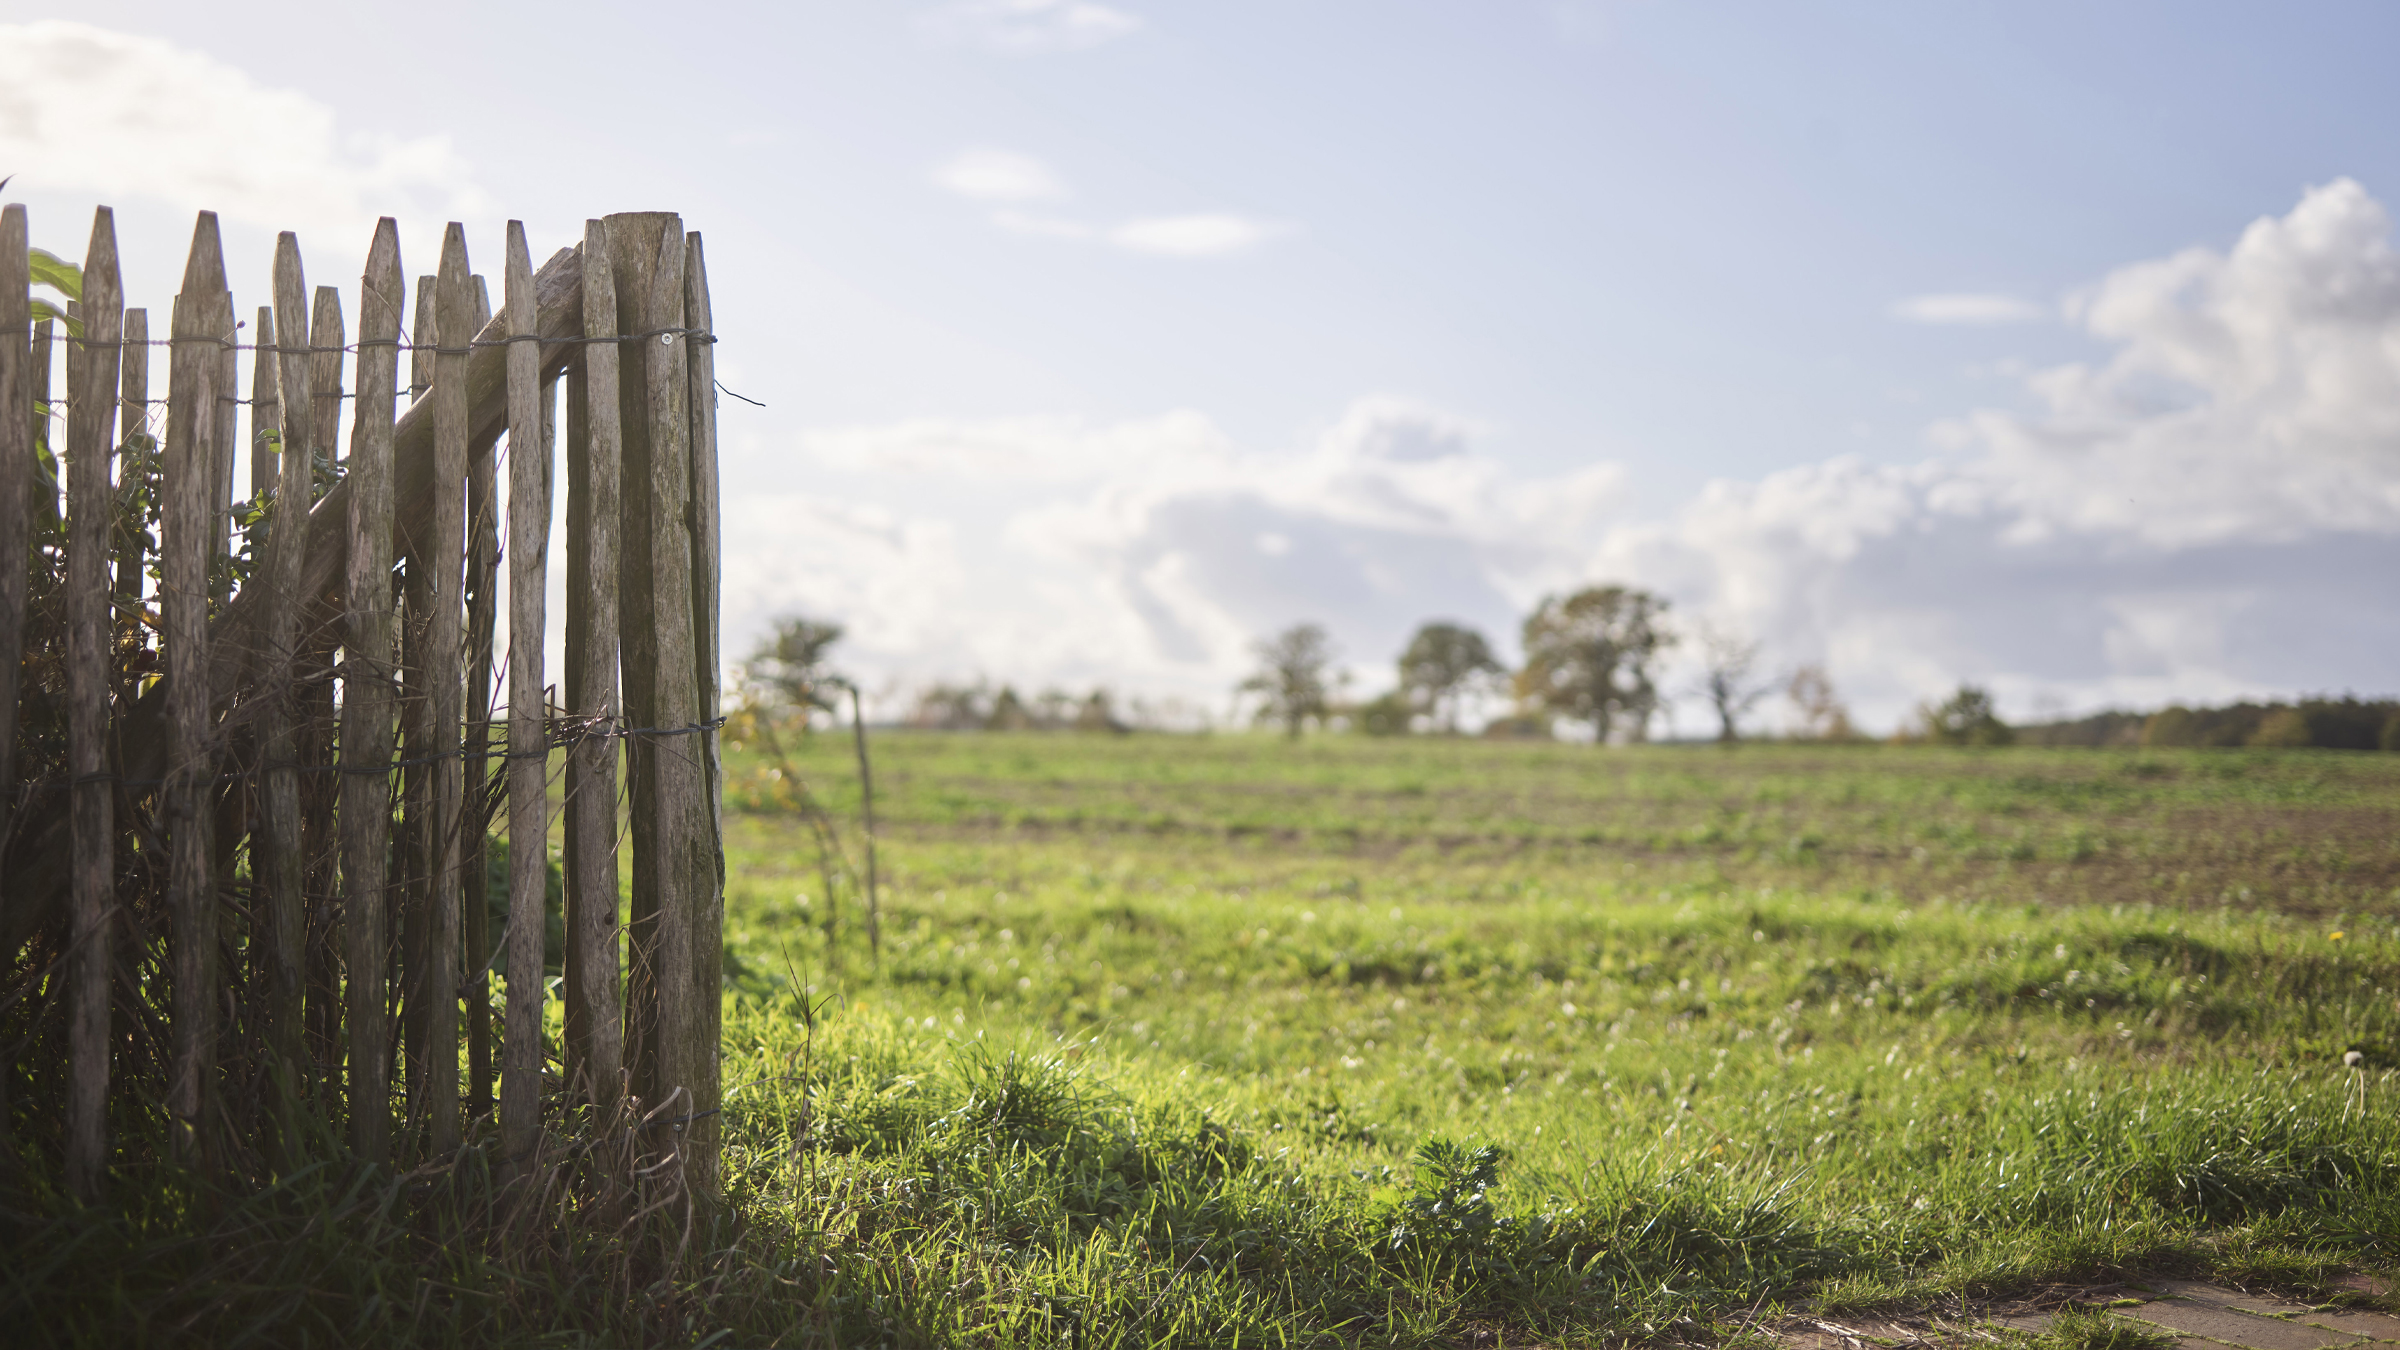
[11,734,2400,1346]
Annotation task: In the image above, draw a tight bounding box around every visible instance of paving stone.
[2123,1300,2362,1350]
[2297,1311,2400,1344]
[2147,1283,2307,1317]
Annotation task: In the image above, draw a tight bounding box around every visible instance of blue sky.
[7,2,2400,729]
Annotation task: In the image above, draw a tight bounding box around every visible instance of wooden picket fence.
[0,205,724,1201]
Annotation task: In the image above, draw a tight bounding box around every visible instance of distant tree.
[1785,665,1856,741]
[908,680,992,730]
[1074,689,1130,734]
[1919,684,2014,746]
[1240,623,1340,739]
[1513,586,1674,743]
[2247,707,2312,748]
[1693,624,1771,743]
[740,616,846,728]
[987,686,1035,731]
[1397,621,1504,734]
[1351,688,1416,737]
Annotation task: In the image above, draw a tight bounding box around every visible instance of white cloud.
[1889,292,2050,324]
[758,399,1622,698]
[934,151,1284,259]
[1617,178,2400,727]
[932,149,1065,202]
[1108,214,1281,257]
[0,21,488,239]
[917,0,1142,54]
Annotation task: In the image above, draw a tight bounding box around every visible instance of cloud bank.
[0,20,489,240]
[752,180,2400,729]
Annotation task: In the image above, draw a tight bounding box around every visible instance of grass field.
[697,734,2400,1346]
[12,733,2400,1347]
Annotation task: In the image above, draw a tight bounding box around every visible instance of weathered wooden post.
[608,210,718,1190]
[165,213,227,1165]
[0,206,28,939]
[344,219,403,1162]
[303,284,346,1083]
[66,208,124,1203]
[419,225,472,1158]
[565,218,626,1110]
[261,234,313,1084]
[499,220,550,1169]
[0,205,29,1157]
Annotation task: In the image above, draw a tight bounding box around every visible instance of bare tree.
[1786,664,1856,741]
[1397,621,1504,734]
[1694,624,1771,743]
[1514,585,1674,743]
[1240,623,1339,739]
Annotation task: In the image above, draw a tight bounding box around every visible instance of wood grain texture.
[262,233,312,1080]
[66,208,124,1204]
[344,219,403,1161]
[0,205,29,927]
[683,235,725,903]
[499,222,549,1165]
[303,284,345,1085]
[564,218,624,1106]
[607,214,664,1119]
[165,212,227,1165]
[209,293,235,575]
[422,223,472,1158]
[0,208,26,1153]
[464,274,497,1121]
[609,211,715,1189]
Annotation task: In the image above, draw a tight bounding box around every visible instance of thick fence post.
[565,218,624,1109]
[66,208,124,1204]
[607,210,716,1189]
[165,214,227,1166]
[344,219,403,1162]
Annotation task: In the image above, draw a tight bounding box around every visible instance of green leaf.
[29,247,81,300]
[28,297,83,337]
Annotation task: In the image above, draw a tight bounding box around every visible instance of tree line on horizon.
[736,590,2400,751]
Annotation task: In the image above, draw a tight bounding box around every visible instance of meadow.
[696,733,2400,1346]
[12,733,2399,1347]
